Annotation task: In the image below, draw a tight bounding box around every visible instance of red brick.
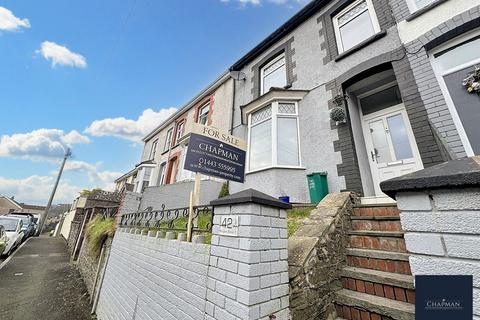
[371,314,382,320]
[341,277,348,289]
[343,306,352,320]
[356,280,366,293]
[365,282,375,295]
[370,237,381,250]
[352,308,361,320]
[335,304,343,317]
[350,236,364,248]
[374,283,384,297]
[347,278,357,290]
[376,259,387,272]
[394,287,407,302]
[360,310,371,320]
[406,290,416,304]
[363,236,373,249]
[385,260,396,273]
[384,285,395,299]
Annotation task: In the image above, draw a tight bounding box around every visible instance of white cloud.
[85,107,177,142]
[0,7,30,31]
[63,160,122,191]
[0,128,90,161]
[0,175,81,205]
[37,41,87,68]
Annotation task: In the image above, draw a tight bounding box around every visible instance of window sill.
[405,0,449,22]
[246,166,306,175]
[334,31,387,62]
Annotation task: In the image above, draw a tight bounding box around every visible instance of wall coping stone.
[381,156,480,197]
[211,188,292,209]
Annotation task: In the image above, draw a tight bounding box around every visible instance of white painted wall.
[397,1,480,44]
[396,188,480,318]
[60,210,76,240]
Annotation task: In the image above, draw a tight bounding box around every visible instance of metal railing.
[119,204,213,240]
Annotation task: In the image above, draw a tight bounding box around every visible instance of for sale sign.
[184,123,246,183]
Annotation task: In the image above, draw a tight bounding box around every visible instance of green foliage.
[218,182,230,198]
[80,188,102,197]
[152,211,213,244]
[287,207,313,237]
[85,215,115,258]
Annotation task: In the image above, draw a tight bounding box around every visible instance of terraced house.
[116,72,234,209]
[228,0,479,203]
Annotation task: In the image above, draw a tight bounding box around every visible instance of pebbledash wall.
[95,189,290,320]
[381,156,480,319]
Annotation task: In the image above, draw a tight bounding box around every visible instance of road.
[0,236,92,320]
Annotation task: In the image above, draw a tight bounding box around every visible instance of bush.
[85,215,115,258]
[218,182,229,198]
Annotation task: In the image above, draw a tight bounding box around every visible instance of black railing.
[119,204,213,239]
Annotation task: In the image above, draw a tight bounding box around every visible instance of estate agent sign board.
[184,123,247,183]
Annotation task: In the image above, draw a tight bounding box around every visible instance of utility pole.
[39,147,72,235]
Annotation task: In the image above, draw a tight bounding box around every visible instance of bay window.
[248,102,301,172]
[261,54,287,95]
[332,0,380,53]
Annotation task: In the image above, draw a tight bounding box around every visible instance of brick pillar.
[206,189,291,320]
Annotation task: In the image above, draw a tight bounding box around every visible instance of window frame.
[163,128,173,152]
[247,101,302,173]
[332,0,381,54]
[198,103,210,125]
[156,162,166,186]
[405,0,436,13]
[149,139,158,160]
[174,120,185,145]
[260,53,287,95]
[429,29,480,157]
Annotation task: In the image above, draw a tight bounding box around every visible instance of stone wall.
[95,188,290,320]
[77,235,112,297]
[288,192,354,320]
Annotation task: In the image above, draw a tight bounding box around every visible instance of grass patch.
[85,215,115,258]
[287,207,313,237]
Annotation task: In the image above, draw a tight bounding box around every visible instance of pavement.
[0,236,93,320]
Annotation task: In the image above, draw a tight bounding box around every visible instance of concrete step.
[349,233,407,252]
[353,205,400,217]
[346,248,411,275]
[348,230,404,237]
[341,266,414,289]
[341,267,415,304]
[335,289,415,320]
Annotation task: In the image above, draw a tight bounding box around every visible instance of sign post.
[184,123,247,241]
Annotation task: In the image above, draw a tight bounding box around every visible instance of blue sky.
[0,0,308,204]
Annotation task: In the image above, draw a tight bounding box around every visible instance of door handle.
[371,148,379,162]
[371,151,375,162]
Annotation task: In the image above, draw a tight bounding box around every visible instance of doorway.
[358,84,423,197]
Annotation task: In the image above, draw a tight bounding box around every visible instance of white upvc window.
[157,162,166,186]
[332,0,380,53]
[198,103,210,125]
[149,139,158,160]
[247,101,301,172]
[405,0,436,13]
[179,147,195,181]
[175,121,185,143]
[260,53,287,95]
[163,128,173,152]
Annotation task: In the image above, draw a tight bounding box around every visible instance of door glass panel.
[387,114,413,160]
[369,119,391,164]
[360,85,402,115]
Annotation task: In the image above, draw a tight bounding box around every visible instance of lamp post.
[39,148,72,235]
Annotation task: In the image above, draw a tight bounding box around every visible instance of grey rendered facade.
[229,0,478,203]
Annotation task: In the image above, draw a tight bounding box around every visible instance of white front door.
[361,104,423,196]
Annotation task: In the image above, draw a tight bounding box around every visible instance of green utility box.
[307,172,328,204]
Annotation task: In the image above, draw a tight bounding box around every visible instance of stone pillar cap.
[210,188,292,209]
[381,156,480,198]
